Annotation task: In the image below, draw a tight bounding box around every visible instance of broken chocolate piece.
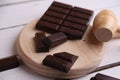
[43,55,72,73]
[0,55,20,72]
[43,32,67,47]
[35,32,49,52]
[36,1,93,39]
[91,73,120,80]
[43,52,78,73]
[54,52,78,63]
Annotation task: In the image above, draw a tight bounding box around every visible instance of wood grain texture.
[16,19,103,78]
[93,9,118,42]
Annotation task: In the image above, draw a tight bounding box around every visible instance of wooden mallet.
[93,9,120,42]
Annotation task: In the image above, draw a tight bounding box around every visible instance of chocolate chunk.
[91,73,120,80]
[0,55,20,72]
[54,52,78,63]
[59,26,83,39]
[43,32,67,47]
[36,1,93,39]
[35,32,49,52]
[43,52,78,73]
[43,55,72,73]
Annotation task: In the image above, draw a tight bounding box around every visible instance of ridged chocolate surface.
[43,52,78,73]
[36,1,93,39]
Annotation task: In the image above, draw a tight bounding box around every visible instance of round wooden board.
[16,19,103,79]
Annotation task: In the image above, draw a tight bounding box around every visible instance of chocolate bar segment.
[41,15,63,25]
[91,73,120,80]
[73,6,93,15]
[54,52,78,63]
[36,20,60,33]
[35,32,49,52]
[66,16,88,26]
[59,26,83,39]
[49,6,70,14]
[43,55,72,73]
[45,10,67,19]
[52,1,72,9]
[43,32,67,47]
[0,55,20,72]
[43,52,78,73]
[69,11,91,20]
[62,21,87,31]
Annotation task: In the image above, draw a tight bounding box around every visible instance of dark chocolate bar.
[43,52,78,73]
[36,1,93,39]
[0,55,20,72]
[54,52,78,63]
[35,32,49,52]
[43,32,67,47]
[91,73,120,80]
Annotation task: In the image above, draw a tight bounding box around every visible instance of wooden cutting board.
[16,19,103,79]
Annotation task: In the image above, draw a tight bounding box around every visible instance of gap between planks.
[0,0,44,7]
[0,24,26,31]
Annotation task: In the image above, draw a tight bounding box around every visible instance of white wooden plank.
[56,0,120,10]
[0,0,30,5]
[0,65,53,80]
[99,39,120,66]
[0,26,24,58]
[0,0,54,29]
[0,0,43,8]
[1,0,119,9]
[0,0,120,29]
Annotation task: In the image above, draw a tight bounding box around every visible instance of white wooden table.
[0,0,120,80]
